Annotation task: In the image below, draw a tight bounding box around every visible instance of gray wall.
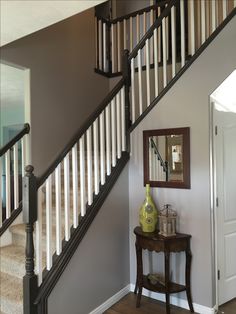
[0,8,108,176]
[48,165,130,314]
[128,15,236,309]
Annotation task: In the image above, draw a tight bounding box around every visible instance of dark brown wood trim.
[129,7,236,133]
[0,123,30,156]
[34,152,130,312]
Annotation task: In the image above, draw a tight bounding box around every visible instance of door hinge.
[216,197,219,207]
[215,126,218,135]
[218,270,220,280]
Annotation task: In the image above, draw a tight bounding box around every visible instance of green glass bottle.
[139,184,158,233]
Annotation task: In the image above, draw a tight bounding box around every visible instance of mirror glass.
[143,127,190,189]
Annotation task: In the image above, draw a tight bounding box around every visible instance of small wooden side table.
[134,226,194,314]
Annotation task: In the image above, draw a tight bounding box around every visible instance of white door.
[214,107,236,305]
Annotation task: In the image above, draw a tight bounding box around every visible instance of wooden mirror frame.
[143,127,190,189]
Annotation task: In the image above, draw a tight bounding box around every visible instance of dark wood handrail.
[0,123,30,156]
[37,78,125,188]
[129,0,177,60]
[96,0,169,25]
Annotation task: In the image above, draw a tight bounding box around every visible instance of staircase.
[0,1,236,313]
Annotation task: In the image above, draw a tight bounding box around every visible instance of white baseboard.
[129,284,215,314]
[90,283,215,314]
[89,284,131,314]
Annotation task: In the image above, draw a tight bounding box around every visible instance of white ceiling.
[0,0,107,46]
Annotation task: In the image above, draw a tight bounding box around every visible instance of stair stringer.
[128,14,236,310]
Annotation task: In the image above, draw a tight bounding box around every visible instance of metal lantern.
[159,204,177,237]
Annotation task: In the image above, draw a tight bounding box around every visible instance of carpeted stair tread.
[0,245,25,278]
[0,272,23,314]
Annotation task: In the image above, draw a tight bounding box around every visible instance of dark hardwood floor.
[104,293,193,314]
[219,298,236,314]
[104,293,236,314]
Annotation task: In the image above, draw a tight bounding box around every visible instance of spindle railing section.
[22,0,236,312]
[96,0,236,77]
[95,1,168,75]
[0,123,30,235]
[22,57,131,312]
[35,83,126,285]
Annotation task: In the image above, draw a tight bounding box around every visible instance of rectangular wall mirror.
[143,127,190,189]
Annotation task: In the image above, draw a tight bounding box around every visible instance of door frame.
[209,97,219,311]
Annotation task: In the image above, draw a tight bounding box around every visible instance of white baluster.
[36,186,43,285]
[111,98,117,167]
[150,10,154,65]
[234,0,236,9]
[93,119,99,194]
[145,39,150,107]
[105,105,111,175]
[162,17,167,88]
[111,24,115,73]
[123,19,127,50]
[98,19,102,70]
[222,0,227,20]
[46,175,52,270]
[166,7,169,60]
[103,23,107,72]
[130,17,133,51]
[116,92,121,158]
[117,21,121,72]
[80,135,86,216]
[72,144,78,228]
[136,14,140,45]
[55,164,62,255]
[138,50,143,115]
[154,28,159,97]
[171,6,176,78]
[201,0,206,44]
[86,127,93,205]
[131,58,136,122]
[189,0,195,56]
[100,111,106,184]
[64,154,70,241]
[5,150,11,219]
[143,12,147,64]
[0,157,2,226]
[121,87,126,152]
[21,137,26,178]
[13,143,19,209]
[211,0,216,33]
[180,0,186,67]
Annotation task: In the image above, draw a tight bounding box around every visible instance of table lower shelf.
[142,275,186,294]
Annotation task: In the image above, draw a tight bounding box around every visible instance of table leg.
[164,251,170,314]
[186,243,194,312]
[135,242,143,308]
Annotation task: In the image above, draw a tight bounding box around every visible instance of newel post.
[122,49,131,152]
[23,165,38,314]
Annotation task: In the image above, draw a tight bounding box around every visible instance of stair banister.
[95,0,170,76]
[22,63,130,311]
[0,123,30,235]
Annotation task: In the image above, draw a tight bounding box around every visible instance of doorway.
[211,70,236,310]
